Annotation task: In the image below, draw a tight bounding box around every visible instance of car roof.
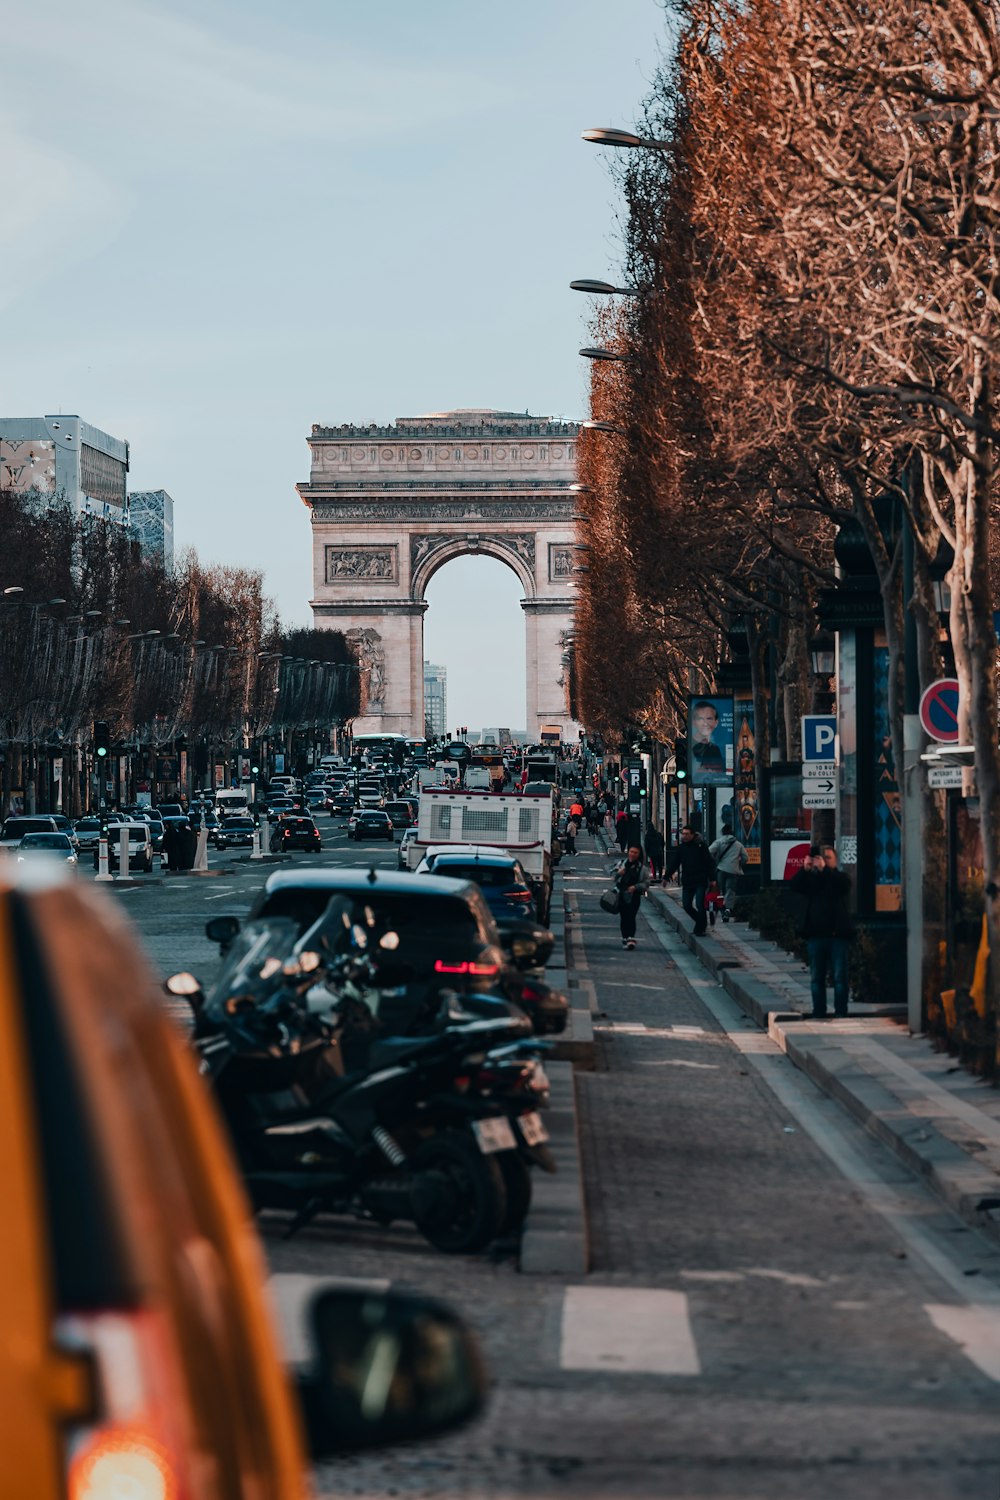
[432,851,520,868]
[259,867,479,901]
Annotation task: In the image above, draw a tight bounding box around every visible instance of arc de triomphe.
[297,410,581,738]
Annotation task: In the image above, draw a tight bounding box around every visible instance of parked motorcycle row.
[168,891,567,1255]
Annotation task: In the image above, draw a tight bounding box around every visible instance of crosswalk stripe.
[925,1305,1000,1382]
[560,1286,701,1375]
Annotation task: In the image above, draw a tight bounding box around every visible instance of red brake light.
[435,960,469,974]
[506,889,533,901]
[468,961,499,976]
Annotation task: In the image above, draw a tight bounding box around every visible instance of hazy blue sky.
[2,0,669,728]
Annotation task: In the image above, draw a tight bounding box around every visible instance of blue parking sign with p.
[802,716,837,763]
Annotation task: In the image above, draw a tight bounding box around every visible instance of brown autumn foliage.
[577,0,1000,1009]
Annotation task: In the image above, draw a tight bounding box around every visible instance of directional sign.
[802,776,835,795]
[802,762,836,779]
[919,679,960,743]
[802,792,836,809]
[802,716,837,764]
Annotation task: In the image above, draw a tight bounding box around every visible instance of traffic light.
[94,721,110,760]
[674,739,689,783]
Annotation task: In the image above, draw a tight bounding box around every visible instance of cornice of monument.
[309,412,581,442]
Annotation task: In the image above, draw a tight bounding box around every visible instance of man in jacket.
[708,828,746,920]
[665,826,716,937]
[789,845,853,1017]
[644,823,665,883]
[615,845,649,949]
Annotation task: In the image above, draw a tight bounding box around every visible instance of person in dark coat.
[162,821,179,871]
[614,845,649,949]
[789,845,853,1017]
[644,824,665,883]
[665,825,716,936]
[615,810,629,852]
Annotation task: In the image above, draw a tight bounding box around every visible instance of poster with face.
[688,696,734,787]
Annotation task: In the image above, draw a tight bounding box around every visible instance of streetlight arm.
[582,127,671,150]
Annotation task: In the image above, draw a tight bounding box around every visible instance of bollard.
[95,835,113,882]
[193,826,209,873]
[121,830,130,882]
[250,825,263,860]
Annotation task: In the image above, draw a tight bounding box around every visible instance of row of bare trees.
[576,0,1000,1031]
[0,489,360,811]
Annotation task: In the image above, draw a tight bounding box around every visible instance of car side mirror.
[296,1287,486,1456]
[206,914,241,945]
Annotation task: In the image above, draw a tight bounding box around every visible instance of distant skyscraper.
[423,661,447,738]
[129,489,175,570]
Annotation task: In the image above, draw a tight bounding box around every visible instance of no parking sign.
[919,678,960,743]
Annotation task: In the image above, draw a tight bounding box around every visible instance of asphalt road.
[108,821,1000,1499]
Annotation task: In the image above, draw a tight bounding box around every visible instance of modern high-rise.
[0,414,129,522]
[423,661,447,738]
[129,489,175,570]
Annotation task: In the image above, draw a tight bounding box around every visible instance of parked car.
[348,808,395,842]
[270,815,322,854]
[0,865,485,1499]
[0,815,59,853]
[17,832,78,866]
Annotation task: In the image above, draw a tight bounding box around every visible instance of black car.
[419,852,540,924]
[229,869,513,1018]
[383,800,414,830]
[214,815,258,849]
[350,809,395,841]
[270,815,322,853]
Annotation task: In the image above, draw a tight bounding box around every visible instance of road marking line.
[560,1286,701,1376]
[925,1304,1000,1382]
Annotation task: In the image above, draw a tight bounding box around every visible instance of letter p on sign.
[802,715,837,763]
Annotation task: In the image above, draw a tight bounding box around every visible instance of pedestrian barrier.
[250,826,263,860]
[193,827,209,873]
[95,836,113,883]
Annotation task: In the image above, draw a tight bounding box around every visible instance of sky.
[1,0,670,728]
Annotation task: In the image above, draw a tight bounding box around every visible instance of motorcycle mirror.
[297,1287,486,1457]
[298,950,322,972]
[206,914,241,945]
[351,924,369,949]
[378,931,400,951]
[165,971,202,997]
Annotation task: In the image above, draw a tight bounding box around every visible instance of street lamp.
[3,586,24,598]
[581,419,626,435]
[579,346,630,362]
[570,279,640,297]
[582,127,670,150]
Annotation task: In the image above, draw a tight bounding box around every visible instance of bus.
[350,733,408,768]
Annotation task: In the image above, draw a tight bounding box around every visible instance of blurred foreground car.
[0,866,485,1496]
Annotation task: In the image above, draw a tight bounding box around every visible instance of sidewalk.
[646,879,1000,1247]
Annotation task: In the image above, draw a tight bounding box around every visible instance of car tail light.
[505,889,534,902]
[468,961,499,976]
[62,1309,192,1500]
[435,960,469,974]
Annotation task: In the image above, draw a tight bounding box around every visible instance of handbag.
[599,886,620,914]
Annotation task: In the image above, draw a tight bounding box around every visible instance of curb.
[519,867,592,1275]
[648,888,1000,1247]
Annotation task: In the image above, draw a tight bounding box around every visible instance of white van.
[215,788,250,815]
[463,768,492,792]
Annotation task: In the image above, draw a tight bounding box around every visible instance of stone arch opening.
[423,553,528,734]
[411,533,536,604]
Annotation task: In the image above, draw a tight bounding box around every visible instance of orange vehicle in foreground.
[0,865,483,1498]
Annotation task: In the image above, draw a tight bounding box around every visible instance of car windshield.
[76,819,101,831]
[283,819,315,831]
[226,819,256,830]
[20,834,71,849]
[257,889,480,976]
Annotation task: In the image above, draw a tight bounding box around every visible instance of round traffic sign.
[919,678,960,743]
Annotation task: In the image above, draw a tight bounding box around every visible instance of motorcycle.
[168,900,553,1252]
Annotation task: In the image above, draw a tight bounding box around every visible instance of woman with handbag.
[613,844,649,950]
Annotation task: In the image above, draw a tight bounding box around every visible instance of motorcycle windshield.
[202,916,301,1023]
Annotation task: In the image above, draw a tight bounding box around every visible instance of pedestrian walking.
[586,801,601,836]
[615,809,629,852]
[665,825,716,937]
[708,828,746,920]
[564,815,578,855]
[614,845,649,949]
[788,845,853,1017]
[644,823,665,883]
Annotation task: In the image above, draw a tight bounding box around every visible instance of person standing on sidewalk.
[614,845,649,949]
[665,825,716,937]
[564,814,579,856]
[709,828,746,920]
[789,845,853,1017]
[615,809,629,852]
[644,823,665,883]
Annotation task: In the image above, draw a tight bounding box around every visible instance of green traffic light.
[96,747,108,758]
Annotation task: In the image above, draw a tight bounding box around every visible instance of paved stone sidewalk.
[648,881,1000,1247]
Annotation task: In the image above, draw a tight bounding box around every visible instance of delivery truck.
[406,787,556,922]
